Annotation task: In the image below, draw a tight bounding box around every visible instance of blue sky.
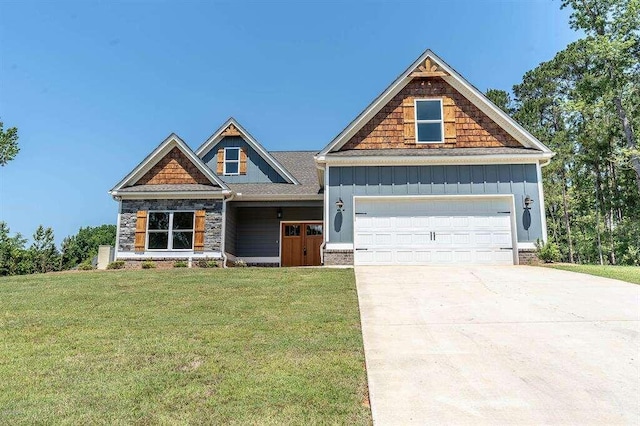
[0,0,579,244]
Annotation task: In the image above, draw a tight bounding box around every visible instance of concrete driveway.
[356,266,640,425]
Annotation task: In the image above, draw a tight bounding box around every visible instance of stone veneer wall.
[118,199,222,253]
[323,250,354,266]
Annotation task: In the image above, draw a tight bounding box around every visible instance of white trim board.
[316,153,552,166]
[318,49,554,156]
[116,251,222,259]
[195,117,299,185]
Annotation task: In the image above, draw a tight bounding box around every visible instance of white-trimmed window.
[147,211,195,250]
[415,99,444,143]
[224,147,241,175]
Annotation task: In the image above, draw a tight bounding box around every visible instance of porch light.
[277,208,283,219]
[524,196,534,209]
[335,198,344,211]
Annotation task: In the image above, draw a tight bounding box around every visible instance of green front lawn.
[547,264,640,284]
[0,268,371,424]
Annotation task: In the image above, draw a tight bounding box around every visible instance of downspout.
[221,191,235,268]
[315,157,327,265]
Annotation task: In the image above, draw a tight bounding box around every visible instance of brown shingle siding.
[135,147,211,186]
[342,77,522,150]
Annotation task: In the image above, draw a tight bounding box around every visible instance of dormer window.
[415,99,444,143]
[224,147,241,175]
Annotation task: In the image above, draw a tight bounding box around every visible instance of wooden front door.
[281,222,323,267]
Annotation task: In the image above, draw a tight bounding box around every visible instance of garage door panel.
[354,197,515,266]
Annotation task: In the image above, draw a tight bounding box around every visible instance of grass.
[547,264,640,284]
[0,268,371,425]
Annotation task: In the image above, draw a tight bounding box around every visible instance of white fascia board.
[195,117,299,185]
[232,194,324,202]
[112,191,228,200]
[317,153,553,167]
[318,49,554,155]
[110,133,228,192]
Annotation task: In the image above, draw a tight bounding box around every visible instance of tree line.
[0,223,116,276]
[486,0,639,265]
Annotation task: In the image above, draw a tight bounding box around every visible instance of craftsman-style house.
[110,50,553,267]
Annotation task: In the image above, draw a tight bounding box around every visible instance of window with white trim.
[147,211,194,250]
[415,99,444,143]
[224,147,240,175]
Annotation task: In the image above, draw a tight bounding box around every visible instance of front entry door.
[281,222,323,267]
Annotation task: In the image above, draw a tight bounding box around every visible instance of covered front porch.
[224,201,323,266]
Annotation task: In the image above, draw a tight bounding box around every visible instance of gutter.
[316,152,555,166]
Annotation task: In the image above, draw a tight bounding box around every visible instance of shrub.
[535,239,561,263]
[173,260,188,268]
[196,258,219,268]
[106,260,125,270]
[78,262,94,271]
[234,259,247,268]
[141,260,156,269]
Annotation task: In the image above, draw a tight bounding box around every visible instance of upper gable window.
[415,99,444,143]
[224,147,241,175]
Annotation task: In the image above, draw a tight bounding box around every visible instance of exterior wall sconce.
[335,198,344,212]
[277,208,283,219]
[524,195,534,209]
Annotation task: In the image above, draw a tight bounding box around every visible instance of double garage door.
[354,197,516,265]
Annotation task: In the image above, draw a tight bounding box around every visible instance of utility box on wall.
[97,245,115,270]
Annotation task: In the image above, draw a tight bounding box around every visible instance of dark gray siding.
[201,136,287,183]
[224,203,237,256]
[235,205,323,258]
[328,164,542,244]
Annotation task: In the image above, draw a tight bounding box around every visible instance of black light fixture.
[277,208,283,219]
[524,195,534,209]
[335,198,344,212]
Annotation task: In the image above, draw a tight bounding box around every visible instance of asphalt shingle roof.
[227,151,322,198]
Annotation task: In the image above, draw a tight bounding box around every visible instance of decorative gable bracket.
[409,57,450,78]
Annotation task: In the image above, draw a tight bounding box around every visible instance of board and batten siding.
[201,136,286,184]
[327,164,542,244]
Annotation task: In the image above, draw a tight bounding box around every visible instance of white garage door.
[354,197,516,265]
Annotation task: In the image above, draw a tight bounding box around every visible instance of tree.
[561,0,640,192]
[60,224,116,269]
[0,222,31,276]
[30,225,60,273]
[485,89,514,114]
[493,1,640,265]
[0,121,19,166]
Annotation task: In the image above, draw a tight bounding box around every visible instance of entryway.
[280,222,323,266]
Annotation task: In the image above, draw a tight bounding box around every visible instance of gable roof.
[110,133,228,196]
[317,49,553,156]
[195,117,300,184]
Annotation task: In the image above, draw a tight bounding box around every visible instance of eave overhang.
[316,152,554,166]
